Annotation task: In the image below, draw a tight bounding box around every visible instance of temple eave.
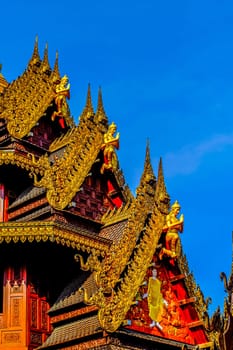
[0,221,110,255]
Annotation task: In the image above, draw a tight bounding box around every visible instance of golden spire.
[28,36,41,67]
[79,83,95,122]
[52,51,60,83]
[41,43,51,72]
[144,140,156,183]
[155,157,170,214]
[0,64,8,93]
[136,140,156,206]
[94,86,108,127]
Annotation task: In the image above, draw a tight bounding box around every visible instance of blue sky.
[1,0,233,314]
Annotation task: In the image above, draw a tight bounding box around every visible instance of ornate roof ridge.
[49,127,76,152]
[34,118,104,210]
[0,63,54,138]
[101,201,133,227]
[93,147,159,293]
[97,206,165,332]
[0,64,8,94]
[41,43,51,73]
[51,51,61,83]
[155,157,170,214]
[0,149,50,177]
[0,40,73,138]
[94,87,108,128]
[0,221,110,254]
[28,36,41,67]
[79,83,95,122]
[136,141,156,212]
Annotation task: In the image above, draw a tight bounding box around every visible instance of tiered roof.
[0,40,224,350]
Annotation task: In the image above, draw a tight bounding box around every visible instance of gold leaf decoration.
[34,118,104,210]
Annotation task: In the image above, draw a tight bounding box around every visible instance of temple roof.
[0,42,220,350]
[49,273,97,314]
[0,40,73,139]
[0,221,110,254]
[8,186,46,209]
[38,315,102,349]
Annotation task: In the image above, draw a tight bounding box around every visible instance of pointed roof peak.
[51,51,61,83]
[142,140,156,185]
[157,157,165,183]
[0,64,8,93]
[145,138,151,164]
[79,83,95,122]
[135,142,156,209]
[94,86,108,126]
[28,36,41,67]
[41,42,51,72]
[155,157,170,214]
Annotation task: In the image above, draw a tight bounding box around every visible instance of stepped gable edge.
[0,41,224,350]
[0,39,73,139]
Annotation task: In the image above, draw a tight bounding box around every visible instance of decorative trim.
[0,150,49,176]
[0,221,109,256]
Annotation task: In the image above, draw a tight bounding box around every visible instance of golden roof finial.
[135,141,156,212]
[95,86,108,126]
[145,139,155,179]
[28,35,41,66]
[138,140,156,191]
[155,157,170,214]
[79,83,95,122]
[42,43,51,72]
[0,64,8,93]
[52,51,61,83]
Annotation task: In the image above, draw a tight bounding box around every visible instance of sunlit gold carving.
[49,128,76,152]
[0,44,73,138]
[0,222,109,255]
[159,200,184,259]
[97,206,165,332]
[80,161,165,332]
[0,150,49,176]
[0,68,55,138]
[74,251,102,272]
[101,201,132,227]
[94,144,157,294]
[100,122,119,174]
[155,158,170,215]
[51,75,70,128]
[0,64,8,94]
[34,117,104,210]
[79,84,95,122]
